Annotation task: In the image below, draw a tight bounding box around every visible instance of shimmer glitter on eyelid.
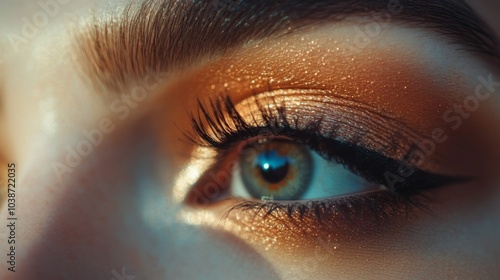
[164,26,476,141]
[233,90,426,163]
[176,29,468,141]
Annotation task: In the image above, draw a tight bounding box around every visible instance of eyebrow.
[75,0,499,94]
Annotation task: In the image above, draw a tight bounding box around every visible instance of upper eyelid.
[74,0,498,96]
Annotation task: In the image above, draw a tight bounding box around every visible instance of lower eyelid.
[211,191,433,246]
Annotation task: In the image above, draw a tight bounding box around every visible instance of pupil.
[256,150,289,183]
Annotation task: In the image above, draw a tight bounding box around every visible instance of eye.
[233,138,376,200]
[183,94,467,217]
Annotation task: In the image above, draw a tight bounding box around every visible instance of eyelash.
[226,193,432,228]
[184,94,464,224]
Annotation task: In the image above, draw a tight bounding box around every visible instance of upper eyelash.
[186,93,384,153]
[185,95,465,193]
[185,95,291,149]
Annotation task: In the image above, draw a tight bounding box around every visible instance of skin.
[0,0,499,279]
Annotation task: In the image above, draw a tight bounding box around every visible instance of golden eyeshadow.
[154,25,500,257]
[157,27,496,175]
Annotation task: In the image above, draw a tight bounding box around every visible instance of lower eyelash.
[224,191,435,230]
